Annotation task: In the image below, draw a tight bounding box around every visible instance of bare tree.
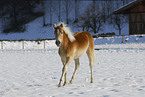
[62,0,74,24]
[58,0,61,21]
[0,0,8,23]
[53,1,62,22]
[48,0,53,26]
[110,14,128,35]
[76,1,105,34]
[40,1,47,26]
[75,0,78,21]
[75,16,91,31]
[74,0,82,22]
[1,0,43,33]
[109,0,128,35]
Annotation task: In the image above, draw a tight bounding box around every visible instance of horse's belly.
[74,42,89,59]
[74,50,86,59]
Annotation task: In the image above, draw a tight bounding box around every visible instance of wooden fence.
[0,40,57,50]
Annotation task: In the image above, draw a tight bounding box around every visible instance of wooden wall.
[129,4,145,34]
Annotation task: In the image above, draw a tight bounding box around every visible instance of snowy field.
[0,42,145,97]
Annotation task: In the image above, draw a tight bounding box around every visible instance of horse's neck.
[61,32,69,48]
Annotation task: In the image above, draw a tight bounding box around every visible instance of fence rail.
[0,34,145,50]
[0,40,57,50]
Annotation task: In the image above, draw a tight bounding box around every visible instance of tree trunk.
[13,5,18,26]
[43,16,46,26]
[75,0,78,21]
[66,0,69,24]
[96,21,101,33]
[83,27,84,31]
[119,28,121,35]
[49,0,52,26]
[93,17,97,34]
[58,0,61,21]
[118,24,121,35]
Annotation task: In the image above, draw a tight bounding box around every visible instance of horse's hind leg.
[86,49,94,83]
[63,71,68,86]
[70,58,80,84]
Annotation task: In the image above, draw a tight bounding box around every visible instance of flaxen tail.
[92,48,96,62]
[85,31,96,62]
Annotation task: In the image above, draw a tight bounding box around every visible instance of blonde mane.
[57,22,76,42]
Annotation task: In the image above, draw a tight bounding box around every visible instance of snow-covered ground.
[0,41,145,97]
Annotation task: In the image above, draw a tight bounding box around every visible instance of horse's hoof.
[90,81,93,83]
[58,84,62,87]
[63,82,68,86]
[70,81,73,84]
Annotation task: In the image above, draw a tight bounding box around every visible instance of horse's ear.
[53,24,56,29]
[60,23,63,28]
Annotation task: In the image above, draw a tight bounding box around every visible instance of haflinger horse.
[53,22,96,87]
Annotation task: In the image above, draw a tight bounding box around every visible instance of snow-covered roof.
[114,0,145,14]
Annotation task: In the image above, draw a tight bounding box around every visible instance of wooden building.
[114,0,145,35]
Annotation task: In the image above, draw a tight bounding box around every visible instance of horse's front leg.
[63,71,68,86]
[58,57,73,87]
[61,59,68,86]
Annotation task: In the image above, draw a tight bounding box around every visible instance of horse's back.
[74,31,91,37]
[72,31,94,52]
[74,31,94,47]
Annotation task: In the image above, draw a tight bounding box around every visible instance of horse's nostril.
[55,40,60,46]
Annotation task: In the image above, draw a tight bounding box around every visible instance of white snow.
[0,41,145,97]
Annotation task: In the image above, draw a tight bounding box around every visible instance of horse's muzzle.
[55,40,60,46]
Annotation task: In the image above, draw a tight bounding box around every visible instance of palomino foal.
[53,22,96,87]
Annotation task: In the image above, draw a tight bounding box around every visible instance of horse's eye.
[54,31,56,34]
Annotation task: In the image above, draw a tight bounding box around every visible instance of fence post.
[22,41,24,49]
[44,40,45,49]
[1,41,3,50]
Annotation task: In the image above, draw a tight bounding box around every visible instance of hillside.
[0,0,132,40]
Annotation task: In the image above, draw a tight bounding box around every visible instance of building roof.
[114,0,145,14]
